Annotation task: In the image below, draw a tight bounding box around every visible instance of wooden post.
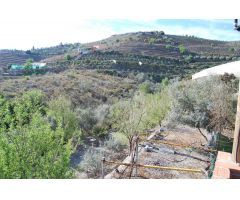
[135,137,139,178]
[232,81,240,163]
[101,157,105,179]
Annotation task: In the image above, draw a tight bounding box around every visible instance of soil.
[104,125,212,179]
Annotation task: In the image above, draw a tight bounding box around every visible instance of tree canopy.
[0,91,80,178]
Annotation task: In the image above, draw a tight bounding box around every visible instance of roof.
[11,64,47,70]
[32,62,46,67]
[11,65,24,70]
[192,60,240,79]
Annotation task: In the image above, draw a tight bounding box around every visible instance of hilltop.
[39,32,240,82]
[1,31,240,68]
[86,31,240,57]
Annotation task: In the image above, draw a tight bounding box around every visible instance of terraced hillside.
[0,50,42,69]
[85,31,240,58]
[43,50,231,82]
[75,51,228,81]
[0,43,81,71]
[1,31,240,82]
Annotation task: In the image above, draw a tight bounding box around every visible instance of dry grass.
[0,69,135,107]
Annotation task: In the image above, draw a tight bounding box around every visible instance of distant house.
[32,62,47,69]
[92,45,101,52]
[11,65,24,70]
[9,65,24,75]
[10,63,47,70]
[9,62,48,75]
[93,45,100,50]
[192,60,240,79]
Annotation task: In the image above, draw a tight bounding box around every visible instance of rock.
[144,145,154,152]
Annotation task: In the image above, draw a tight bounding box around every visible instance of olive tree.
[168,76,236,139]
[110,85,171,153]
[110,96,146,153]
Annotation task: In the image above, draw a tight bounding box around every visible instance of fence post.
[135,137,139,178]
[232,80,240,163]
[101,157,105,179]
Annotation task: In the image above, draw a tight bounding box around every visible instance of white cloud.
[1,19,240,50]
[0,0,240,49]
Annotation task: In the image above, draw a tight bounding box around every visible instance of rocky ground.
[104,125,213,179]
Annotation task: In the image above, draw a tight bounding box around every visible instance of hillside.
[0,43,81,69]
[30,32,240,82]
[1,31,240,69]
[0,50,42,69]
[1,31,240,93]
[0,31,238,179]
[0,69,134,107]
[85,31,240,58]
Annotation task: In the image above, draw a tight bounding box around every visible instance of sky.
[0,0,240,50]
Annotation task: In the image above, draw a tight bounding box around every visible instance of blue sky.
[0,19,240,50]
[87,19,240,41]
[1,0,240,50]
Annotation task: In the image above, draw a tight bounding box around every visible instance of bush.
[64,54,72,61]
[77,104,110,138]
[159,31,165,35]
[141,86,171,128]
[48,96,81,143]
[184,55,193,63]
[230,47,235,53]
[79,148,105,176]
[165,45,173,49]
[135,72,147,83]
[106,132,128,152]
[149,38,156,45]
[168,77,236,133]
[139,81,153,94]
[110,85,171,152]
[178,44,186,54]
[77,108,97,134]
[0,92,75,178]
[13,90,46,128]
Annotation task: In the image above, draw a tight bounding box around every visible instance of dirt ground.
[105,125,212,179]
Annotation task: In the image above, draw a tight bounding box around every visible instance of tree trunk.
[197,127,208,142]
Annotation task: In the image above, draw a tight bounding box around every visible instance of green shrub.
[178,44,186,54]
[106,132,128,152]
[48,96,81,143]
[64,54,72,61]
[165,45,173,49]
[110,85,171,152]
[0,92,76,178]
[168,77,236,133]
[230,47,235,53]
[184,55,193,63]
[139,81,152,94]
[149,38,156,45]
[77,104,110,138]
[79,148,105,176]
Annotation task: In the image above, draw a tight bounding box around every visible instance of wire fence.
[101,157,204,179]
[101,132,233,179]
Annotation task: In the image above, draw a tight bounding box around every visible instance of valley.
[0,31,239,179]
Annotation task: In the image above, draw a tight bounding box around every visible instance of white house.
[32,62,47,67]
[192,60,240,79]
